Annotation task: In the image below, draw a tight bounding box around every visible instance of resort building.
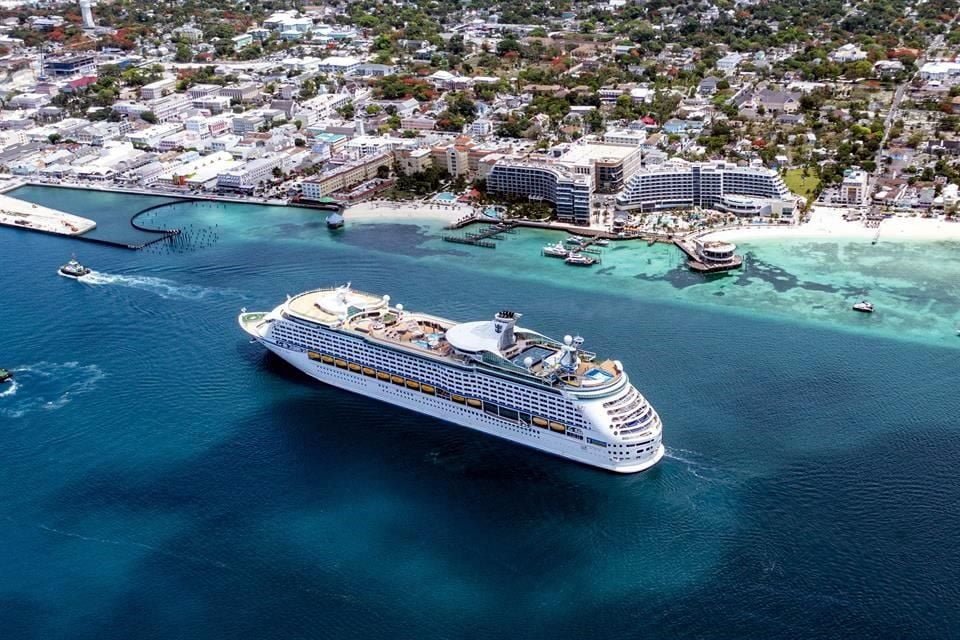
[550,142,643,194]
[300,152,392,200]
[616,159,796,216]
[486,159,592,225]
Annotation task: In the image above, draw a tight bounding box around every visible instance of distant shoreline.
[7,181,960,245]
[699,206,960,244]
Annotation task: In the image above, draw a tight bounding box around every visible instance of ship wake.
[81,271,238,301]
[0,361,105,418]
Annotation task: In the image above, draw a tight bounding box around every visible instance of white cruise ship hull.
[262,341,664,473]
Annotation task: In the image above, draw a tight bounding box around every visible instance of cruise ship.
[238,285,664,472]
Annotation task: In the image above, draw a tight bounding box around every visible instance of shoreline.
[7,180,960,246]
[700,207,960,243]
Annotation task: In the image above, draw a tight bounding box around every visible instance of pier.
[674,236,743,273]
[442,221,518,248]
[0,194,96,237]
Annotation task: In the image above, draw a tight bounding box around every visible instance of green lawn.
[783,169,821,199]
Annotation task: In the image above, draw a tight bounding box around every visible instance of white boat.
[238,285,663,473]
[564,252,596,266]
[565,235,586,245]
[852,300,874,313]
[542,242,569,258]
[58,257,91,279]
[593,238,610,246]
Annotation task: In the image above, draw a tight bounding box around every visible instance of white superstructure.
[239,286,663,473]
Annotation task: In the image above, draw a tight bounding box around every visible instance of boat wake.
[81,271,237,301]
[664,447,738,485]
[0,362,105,419]
[0,378,18,397]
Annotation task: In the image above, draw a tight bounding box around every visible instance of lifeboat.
[391,375,404,385]
[466,398,482,408]
[377,371,390,381]
[348,363,361,372]
[549,422,566,433]
[421,384,436,394]
[362,367,376,376]
[308,351,322,361]
[321,354,335,364]
[451,394,466,404]
[405,379,420,390]
[334,359,348,368]
[532,417,548,428]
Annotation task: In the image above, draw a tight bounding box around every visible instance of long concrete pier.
[0,194,96,236]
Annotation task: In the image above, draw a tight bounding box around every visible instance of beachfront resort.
[0,0,956,251]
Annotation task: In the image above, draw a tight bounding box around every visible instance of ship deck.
[281,288,621,389]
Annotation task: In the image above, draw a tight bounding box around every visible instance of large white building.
[217,154,285,192]
[616,159,796,216]
[486,159,593,225]
[319,56,360,75]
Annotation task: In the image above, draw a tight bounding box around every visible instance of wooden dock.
[442,221,518,248]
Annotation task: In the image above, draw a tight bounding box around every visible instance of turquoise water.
[2,187,959,638]
[434,191,457,202]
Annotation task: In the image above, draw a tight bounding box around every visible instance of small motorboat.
[58,257,91,279]
[593,238,610,246]
[564,252,596,266]
[565,235,586,245]
[542,242,569,258]
[0,368,11,383]
[852,300,874,313]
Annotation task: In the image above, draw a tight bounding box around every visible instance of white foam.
[81,271,234,301]
[0,361,105,419]
[0,379,18,397]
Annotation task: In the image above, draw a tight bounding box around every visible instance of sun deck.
[278,286,623,390]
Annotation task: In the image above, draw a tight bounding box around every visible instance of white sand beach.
[701,206,960,243]
[343,200,477,223]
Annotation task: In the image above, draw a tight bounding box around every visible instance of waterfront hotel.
[486,160,593,225]
[615,159,797,217]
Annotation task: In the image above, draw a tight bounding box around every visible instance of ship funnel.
[493,310,520,351]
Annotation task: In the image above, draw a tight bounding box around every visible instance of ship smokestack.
[493,310,520,351]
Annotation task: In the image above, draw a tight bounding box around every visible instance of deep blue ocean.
[2,187,959,639]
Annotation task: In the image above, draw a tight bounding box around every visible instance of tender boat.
[0,368,11,383]
[542,242,569,258]
[593,238,610,246]
[58,257,91,279]
[564,252,596,266]
[852,300,874,313]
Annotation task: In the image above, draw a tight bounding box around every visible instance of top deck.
[281,286,622,390]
